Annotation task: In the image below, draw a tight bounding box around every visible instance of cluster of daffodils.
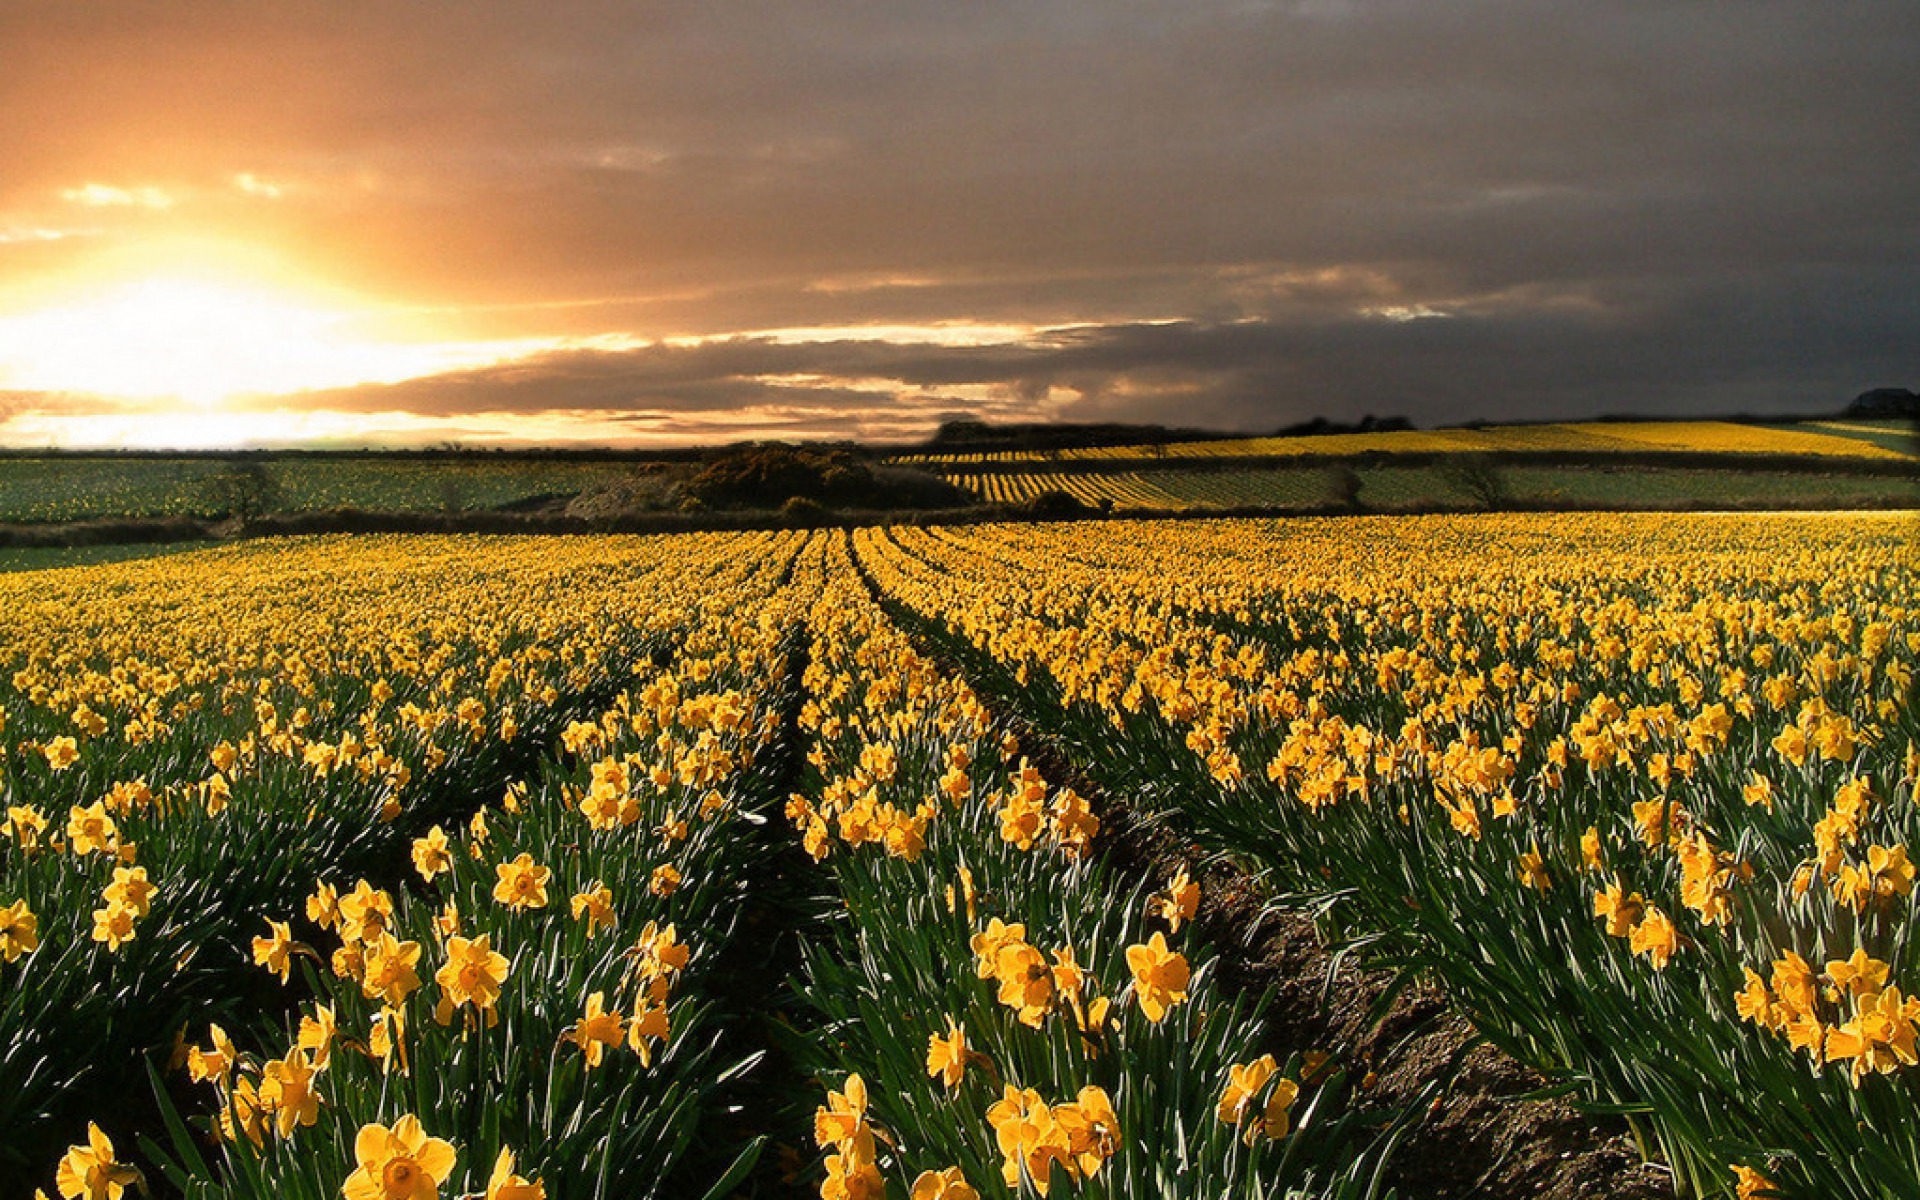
[43,1108,544,1200]
[337,1116,545,1200]
[16,532,824,1198]
[813,1074,889,1200]
[14,508,1913,1197]
[982,1083,1119,1192]
[857,513,1919,1194]
[784,537,1373,1200]
[563,921,688,1069]
[961,914,1191,1044]
[1736,948,1920,1084]
[966,917,1112,1036]
[1794,775,1915,911]
[182,1015,326,1148]
[46,1124,142,1200]
[900,418,1905,469]
[4,795,166,967]
[3,531,809,1187]
[1215,1054,1301,1144]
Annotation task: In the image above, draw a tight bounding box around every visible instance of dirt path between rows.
[1105,801,1672,1200]
[855,563,1675,1199]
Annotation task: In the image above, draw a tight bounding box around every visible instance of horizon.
[1,3,1913,449]
[0,404,1902,458]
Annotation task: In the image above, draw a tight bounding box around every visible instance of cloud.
[59,183,175,209]
[232,173,285,199]
[0,226,78,245]
[264,267,1916,439]
[0,0,1911,435]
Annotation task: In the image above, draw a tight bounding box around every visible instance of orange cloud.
[59,183,176,210]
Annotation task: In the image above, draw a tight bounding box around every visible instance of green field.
[1801,419,1920,457]
[1,416,1914,532]
[0,457,638,523]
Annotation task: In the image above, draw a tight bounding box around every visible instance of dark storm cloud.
[0,0,1913,431]
[306,261,1917,435]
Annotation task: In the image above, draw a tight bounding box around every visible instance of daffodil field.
[1,512,1914,1199]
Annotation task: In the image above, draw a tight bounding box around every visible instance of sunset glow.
[0,3,1907,446]
[0,274,544,406]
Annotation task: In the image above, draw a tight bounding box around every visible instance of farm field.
[1,417,1913,532]
[1804,421,1920,458]
[1,512,1914,1199]
[951,464,1920,512]
[0,458,640,523]
[896,420,1920,467]
[0,543,204,574]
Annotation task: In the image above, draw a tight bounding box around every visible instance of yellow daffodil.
[90,902,137,953]
[492,853,551,909]
[0,899,38,963]
[342,1115,457,1200]
[910,1167,979,1200]
[44,736,80,772]
[252,919,297,982]
[1125,931,1190,1023]
[65,802,116,857]
[485,1148,546,1200]
[411,826,453,881]
[258,1050,322,1137]
[55,1123,140,1200]
[434,934,510,1025]
[567,992,625,1068]
[1155,868,1201,931]
[570,883,616,937]
[926,1016,969,1090]
[361,933,424,1006]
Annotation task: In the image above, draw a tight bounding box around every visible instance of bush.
[197,464,281,522]
[681,447,972,512]
[1322,465,1364,509]
[1022,490,1087,518]
[779,495,830,526]
[1440,454,1509,509]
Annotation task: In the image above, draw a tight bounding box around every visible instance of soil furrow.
[850,531,1671,1200]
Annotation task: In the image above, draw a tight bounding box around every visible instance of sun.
[0,244,625,448]
[0,273,480,407]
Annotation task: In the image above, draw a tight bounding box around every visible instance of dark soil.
[872,576,1676,1200]
[1103,804,1671,1200]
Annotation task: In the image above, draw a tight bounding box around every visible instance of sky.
[0,0,1914,448]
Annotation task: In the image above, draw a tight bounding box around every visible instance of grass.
[0,458,639,523]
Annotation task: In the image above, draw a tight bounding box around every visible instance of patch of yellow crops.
[857,511,1918,1194]
[866,514,1918,1014]
[5,512,1916,1197]
[953,472,1194,508]
[1554,421,1911,459]
[0,529,816,1196]
[899,419,1913,465]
